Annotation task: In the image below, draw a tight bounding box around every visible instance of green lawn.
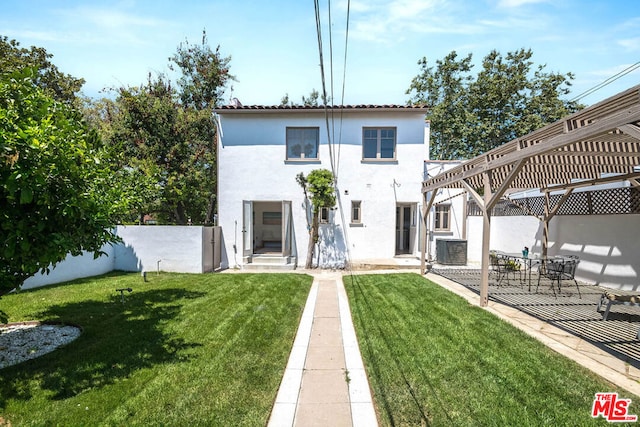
[345,273,639,426]
[0,272,312,426]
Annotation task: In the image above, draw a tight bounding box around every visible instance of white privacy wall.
[216,109,429,269]
[22,245,116,290]
[466,214,640,289]
[20,226,216,291]
[115,225,211,274]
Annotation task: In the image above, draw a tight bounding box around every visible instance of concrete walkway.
[268,272,378,427]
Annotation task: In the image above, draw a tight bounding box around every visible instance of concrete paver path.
[268,272,378,427]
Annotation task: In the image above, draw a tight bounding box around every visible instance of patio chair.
[493,254,521,286]
[536,258,581,298]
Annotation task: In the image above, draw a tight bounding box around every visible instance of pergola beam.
[619,123,640,140]
[423,106,640,193]
[544,171,640,192]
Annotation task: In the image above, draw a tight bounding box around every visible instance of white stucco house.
[214,103,430,270]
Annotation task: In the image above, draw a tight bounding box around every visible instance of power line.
[570,61,640,102]
[314,0,354,271]
[313,0,336,176]
[335,0,351,179]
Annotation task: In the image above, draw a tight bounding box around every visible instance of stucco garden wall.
[22,245,116,290]
[20,226,217,291]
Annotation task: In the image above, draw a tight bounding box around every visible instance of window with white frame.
[286,127,319,160]
[362,127,396,160]
[351,201,362,224]
[434,204,450,231]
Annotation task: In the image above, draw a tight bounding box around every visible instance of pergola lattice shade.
[422,84,640,194]
[466,187,640,217]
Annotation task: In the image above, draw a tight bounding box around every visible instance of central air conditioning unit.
[436,238,467,265]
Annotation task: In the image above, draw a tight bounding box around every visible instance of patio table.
[500,253,543,291]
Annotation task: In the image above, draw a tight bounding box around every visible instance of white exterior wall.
[466,214,640,290]
[115,225,211,273]
[217,109,429,269]
[20,226,216,291]
[22,245,116,290]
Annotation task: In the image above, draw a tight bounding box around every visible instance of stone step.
[251,254,291,265]
[241,262,297,271]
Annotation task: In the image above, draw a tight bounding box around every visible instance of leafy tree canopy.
[0,70,125,295]
[407,48,583,160]
[0,36,84,104]
[169,30,235,110]
[88,31,232,224]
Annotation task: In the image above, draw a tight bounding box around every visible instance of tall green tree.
[0,36,84,104]
[91,31,232,224]
[407,48,581,159]
[82,95,163,224]
[0,70,125,295]
[296,169,336,269]
[169,30,234,110]
[106,75,205,224]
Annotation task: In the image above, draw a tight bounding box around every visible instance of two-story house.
[214,103,430,270]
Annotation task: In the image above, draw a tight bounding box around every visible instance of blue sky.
[2,0,639,106]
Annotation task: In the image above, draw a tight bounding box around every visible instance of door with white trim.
[396,203,416,255]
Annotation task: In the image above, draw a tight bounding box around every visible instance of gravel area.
[0,322,81,369]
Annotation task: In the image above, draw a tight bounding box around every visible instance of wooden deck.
[431,268,640,369]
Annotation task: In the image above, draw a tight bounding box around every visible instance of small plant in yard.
[0,272,312,425]
[345,273,640,426]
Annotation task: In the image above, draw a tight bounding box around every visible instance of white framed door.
[396,203,417,255]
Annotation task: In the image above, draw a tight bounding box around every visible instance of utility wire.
[335,0,350,179]
[314,0,336,176]
[327,0,338,185]
[314,0,354,272]
[570,61,640,102]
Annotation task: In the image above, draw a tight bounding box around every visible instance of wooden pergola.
[421,84,640,307]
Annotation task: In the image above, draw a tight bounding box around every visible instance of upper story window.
[286,127,319,160]
[363,127,396,160]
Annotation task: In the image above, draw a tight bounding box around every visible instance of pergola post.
[480,173,493,306]
[421,190,437,274]
[461,177,492,307]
